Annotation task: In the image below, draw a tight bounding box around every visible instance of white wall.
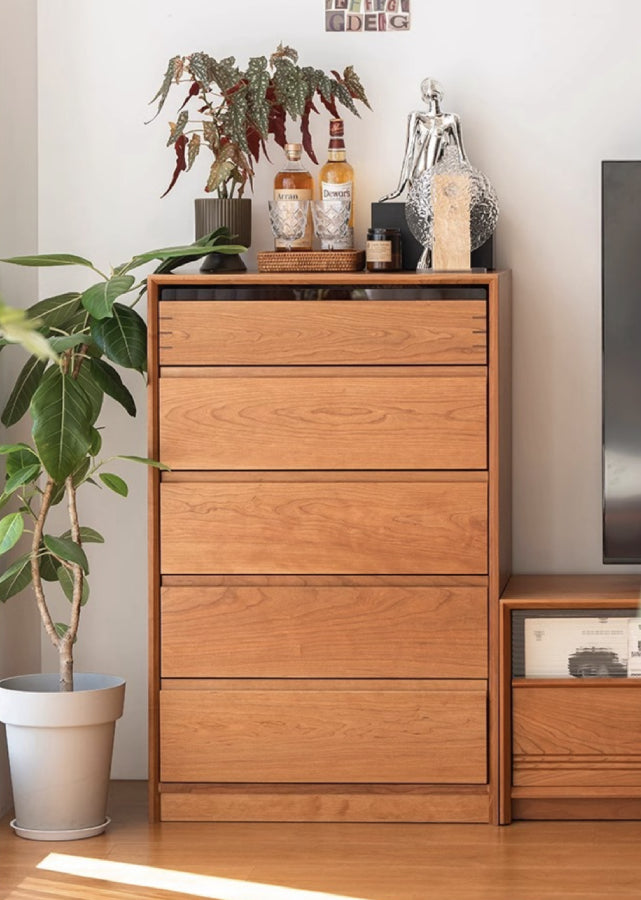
[14,0,640,776]
[0,0,41,815]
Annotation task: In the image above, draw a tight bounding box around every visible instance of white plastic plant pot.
[0,673,125,841]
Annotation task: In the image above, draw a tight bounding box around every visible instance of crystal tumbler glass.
[311,200,351,251]
[268,200,310,252]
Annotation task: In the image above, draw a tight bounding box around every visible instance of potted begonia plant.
[149,43,370,269]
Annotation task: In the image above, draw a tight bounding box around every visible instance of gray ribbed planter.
[195,197,252,272]
[0,673,125,841]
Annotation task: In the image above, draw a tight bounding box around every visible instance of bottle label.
[366,240,392,263]
[273,188,312,249]
[321,181,353,203]
[320,181,354,249]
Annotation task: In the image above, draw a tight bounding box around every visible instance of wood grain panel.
[158,300,486,365]
[159,682,487,783]
[160,480,488,574]
[160,584,487,678]
[158,370,487,470]
[513,685,641,787]
[160,785,490,823]
[512,797,641,820]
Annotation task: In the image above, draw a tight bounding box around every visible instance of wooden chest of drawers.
[148,272,511,823]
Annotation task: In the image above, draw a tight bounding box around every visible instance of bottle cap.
[285,143,302,159]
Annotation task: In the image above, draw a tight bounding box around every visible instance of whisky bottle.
[273,143,314,250]
[319,118,354,250]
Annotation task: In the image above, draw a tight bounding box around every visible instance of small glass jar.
[366,227,402,271]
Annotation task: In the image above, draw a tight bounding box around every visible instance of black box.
[370,201,494,270]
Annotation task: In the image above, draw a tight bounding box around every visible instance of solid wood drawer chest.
[147,271,512,823]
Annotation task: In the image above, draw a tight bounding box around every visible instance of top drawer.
[158,300,487,366]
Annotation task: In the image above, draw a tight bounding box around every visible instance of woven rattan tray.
[257,250,365,273]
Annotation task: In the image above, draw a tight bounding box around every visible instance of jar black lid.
[367,227,401,236]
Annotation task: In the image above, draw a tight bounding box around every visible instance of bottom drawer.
[160,680,487,784]
[513,684,641,787]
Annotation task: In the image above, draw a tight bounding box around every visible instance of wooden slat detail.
[162,470,488,483]
[513,759,641,788]
[160,480,488,575]
[158,300,487,365]
[512,798,641,820]
[160,585,487,678]
[161,574,488,587]
[161,678,482,691]
[513,781,641,796]
[160,785,490,823]
[158,370,487,471]
[159,682,487,784]
[513,686,641,788]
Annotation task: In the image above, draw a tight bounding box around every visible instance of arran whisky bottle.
[273,143,314,250]
[319,118,354,249]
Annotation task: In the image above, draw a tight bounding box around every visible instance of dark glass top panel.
[158,285,488,302]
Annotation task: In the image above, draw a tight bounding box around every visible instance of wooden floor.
[2,782,641,900]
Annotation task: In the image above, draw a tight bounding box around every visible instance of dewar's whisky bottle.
[319,118,354,249]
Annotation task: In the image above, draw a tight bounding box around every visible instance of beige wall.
[0,0,41,816]
[1,1,640,781]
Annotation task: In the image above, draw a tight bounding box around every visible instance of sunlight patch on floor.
[37,853,372,900]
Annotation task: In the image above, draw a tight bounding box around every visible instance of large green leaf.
[89,427,102,456]
[4,446,38,480]
[74,361,104,424]
[0,315,58,361]
[0,553,32,601]
[1,253,94,268]
[39,546,59,581]
[118,454,170,470]
[124,243,246,271]
[30,367,93,482]
[0,512,24,554]
[4,464,41,495]
[59,526,104,544]
[48,334,89,353]
[89,358,136,416]
[43,534,89,573]
[1,356,48,426]
[27,292,81,329]
[99,472,128,497]
[90,303,147,373]
[81,275,135,320]
[57,565,89,606]
[0,442,33,455]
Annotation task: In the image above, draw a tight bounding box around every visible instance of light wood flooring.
[2,781,641,900]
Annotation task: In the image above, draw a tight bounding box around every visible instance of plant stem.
[31,478,61,654]
[61,475,83,692]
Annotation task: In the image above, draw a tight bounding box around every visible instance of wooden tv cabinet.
[147,271,512,823]
[500,574,641,823]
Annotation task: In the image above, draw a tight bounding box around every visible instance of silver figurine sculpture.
[380,77,466,201]
[381,78,498,269]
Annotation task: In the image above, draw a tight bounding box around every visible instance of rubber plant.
[0,229,244,691]
[149,42,370,198]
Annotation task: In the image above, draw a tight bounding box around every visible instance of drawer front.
[158,300,487,365]
[160,479,488,574]
[513,686,641,787]
[161,585,488,678]
[160,682,488,783]
[158,370,487,470]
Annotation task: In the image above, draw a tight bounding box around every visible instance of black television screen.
[602,160,641,563]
